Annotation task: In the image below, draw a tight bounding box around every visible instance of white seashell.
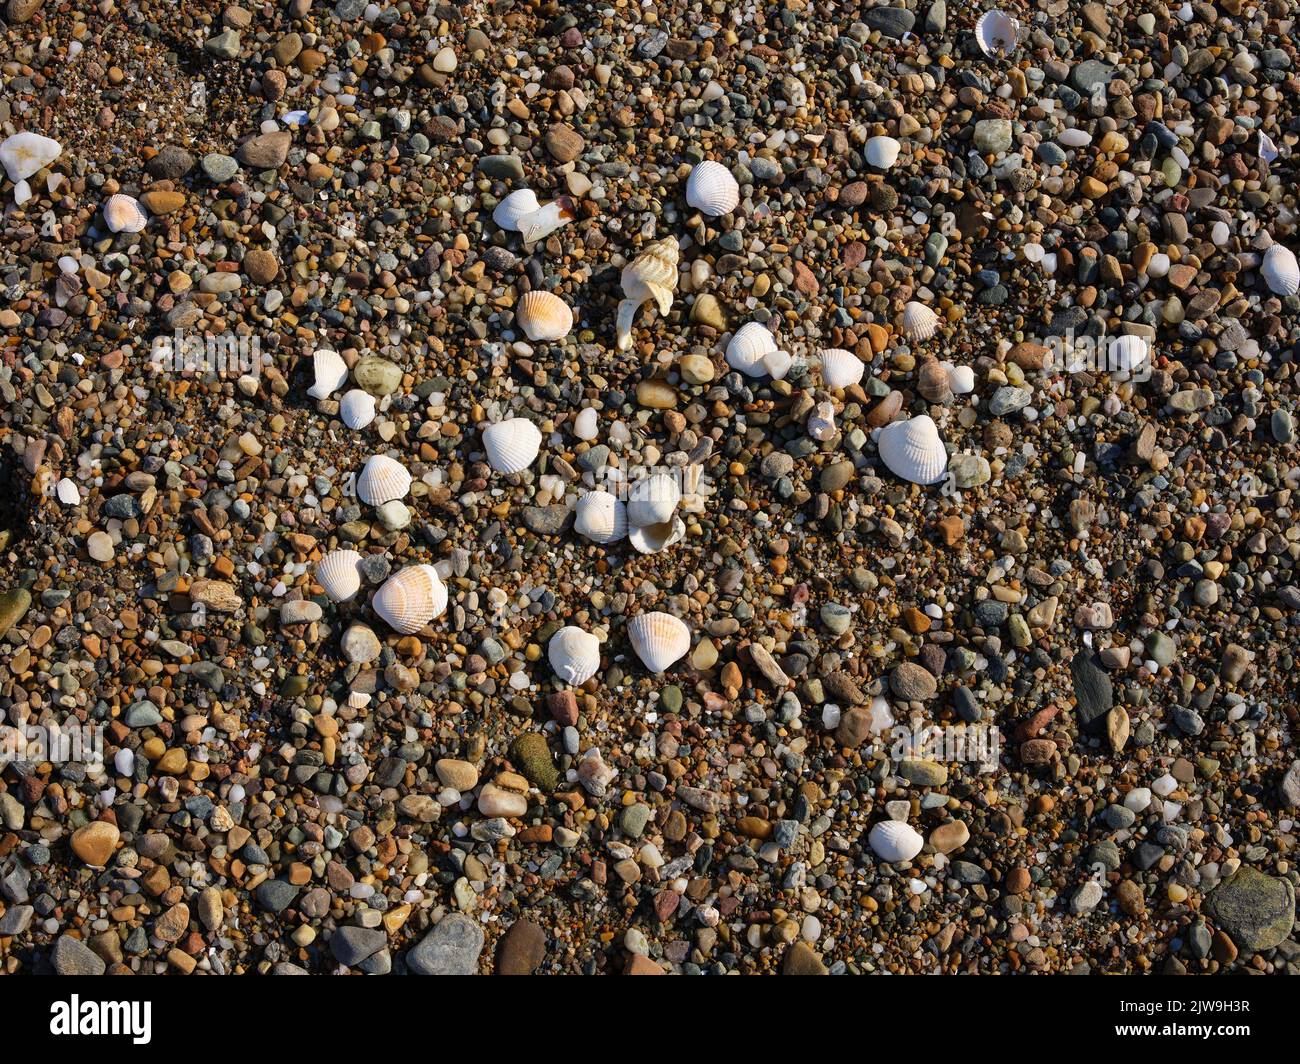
[356,454,411,505]
[316,549,364,602]
[616,238,679,351]
[307,348,349,400]
[104,193,148,234]
[482,417,542,474]
[339,388,377,429]
[1262,243,1300,296]
[56,478,81,505]
[944,363,976,394]
[725,320,778,375]
[573,407,599,441]
[1258,131,1279,164]
[629,516,686,555]
[627,612,691,673]
[373,564,447,634]
[517,196,577,243]
[574,490,627,544]
[819,347,865,390]
[1111,335,1149,375]
[763,349,793,380]
[627,472,681,527]
[975,9,1021,58]
[877,415,948,485]
[902,301,941,341]
[868,820,924,863]
[548,626,602,686]
[492,188,541,231]
[516,289,573,342]
[1056,128,1092,149]
[0,132,62,182]
[807,401,837,442]
[685,160,740,217]
[865,136,901,169]
[346,691,371,709]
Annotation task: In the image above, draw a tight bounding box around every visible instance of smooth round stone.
[86,531,115,562]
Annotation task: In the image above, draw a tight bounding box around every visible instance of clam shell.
[482,417,542,474]
[373,564,447,634]
[627,611,691,673]
[307,348,349,400]
[685,160,740,217]
[627,472,681,527]
[725,321,778,375]
[877,415,948,485]
[548,626,602,686]
[0,131,62,182]
[975,9,1021,57]
[339,388,377,429]
[1111,335,1149,374]
[492,188,541,231]
[902,301,941,341]
[104,193,148,234]
[868,820,924,863]
[1263,243,1300,296]
[356,454,411,505]
[517,196,577,243]
[316,549,364,602]
[628,515,686,554]
[617,238,679,351]
[945,363,976,394]
[819,347,865,390]
[574,490,627,544]
[865,136,901,169]
[516,290,573,342]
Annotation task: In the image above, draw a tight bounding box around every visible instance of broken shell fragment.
[626,472,681,527]
[628,515,686,554]
[517,196,577,243]
[807,401,837,442]
[0,131,62,182]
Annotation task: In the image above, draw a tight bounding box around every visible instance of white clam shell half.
[819,347,865,390]
[975,9,1021,58]
[483,417,542,474]
[356,454,412,505]
[877,415,948,485]
[316,549,365,603]
[339,388,377,429]
[627,611,691,673]
[868,820,924,863]
[1263,243,1300,296]
[372,564,447,635]
[548,626,602,686]
[685,160,740,217]
[492,188,541,231]
[574,490,627,544]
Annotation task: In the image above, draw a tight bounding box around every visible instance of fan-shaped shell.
[516,290,573,342]
[627,472,681,527]
[629,516,686,555]
[104,193,148,234]
[339,388,377,429]
[685,160,740,217]
[877,415,948,485]
[617,238,679,351]
[819,347,865,390]
[868,820,924,863]
[316,549,364,602]
[373,564,446,635]
[574,490,627,544]
[548,626,602,686]
[492,188,541,231]
[1263,243,1300,296]
[725,321,778,375]
[0,131,62,182]
[945,363,976,394]
[902,301,941,341]
[356,454,411,505]
[975,9,1021,57]
[308,348,349,400]
[865,136,901,169]
[627,612,691,673]
[482,417,542,474]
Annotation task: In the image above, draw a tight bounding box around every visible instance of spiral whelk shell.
[868,820,924,863]
[373,564,447,634]
[616,238,678,351]
[548,626,601,686]
[483,417,542,474]
[356,454,411,505]
[1262,243,1299,297]
[307,348,349,400]
[902,301,941,341]
[877,415,948,485]
[316,549,364,603]
[819,347,865,390]
[104,193,148,234]
[685,160,740,217]
[516,289,573,342]
[627,611,691,673]
[339,388,377,429]
[574,490,627,544]
[975,9,1021,57]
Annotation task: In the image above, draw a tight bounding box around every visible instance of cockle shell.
[516,289,573,342]
[308,348,349,400]
[339,388,377,429]
[492,188,541,231]
[548,626,601,686]
[868,820,924,863]
[975,9,1021,57]
[373,564,447,635]
[627,612,691,673]
[1111,335,1149,375]
[902,301,941,341]
[725,320,778,375]
[0,132,62,182]
[819,347,865,390]
[877,415,948,485]
[626,472,681,527]
[865,136,901,169]
[574,490,627,544]
[807,401,837,442]
[517,196,577,243]
[685,160,740,217]
[482,417,542,474]
[104,193,148,234]
[356,454,411,505]
[629,515,686,555]
[616,238,679,351]
[316,549,364,602]
[1263,243,1300,296]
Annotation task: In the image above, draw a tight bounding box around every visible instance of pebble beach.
[0,0,1298,978]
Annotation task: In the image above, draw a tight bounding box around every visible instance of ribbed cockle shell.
[492,188,541,231]
[902,301,941,341]
[685,160,740,217]
[356,454,411,505]
[308,348,349,400]
[482,417,542,474]
[819,347,864,390]
[104,193,148,234]
[627,611,691,673]
[725,321,778,376]
[868,819,924,863]
[1262,243,1300,297]
[316,549,364,602]
[339,389,377,429]
[516,289,573,342]
[574,490,627,544]
[373,564,447,635]
[548,626,601,686]
[877,415,948,485]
